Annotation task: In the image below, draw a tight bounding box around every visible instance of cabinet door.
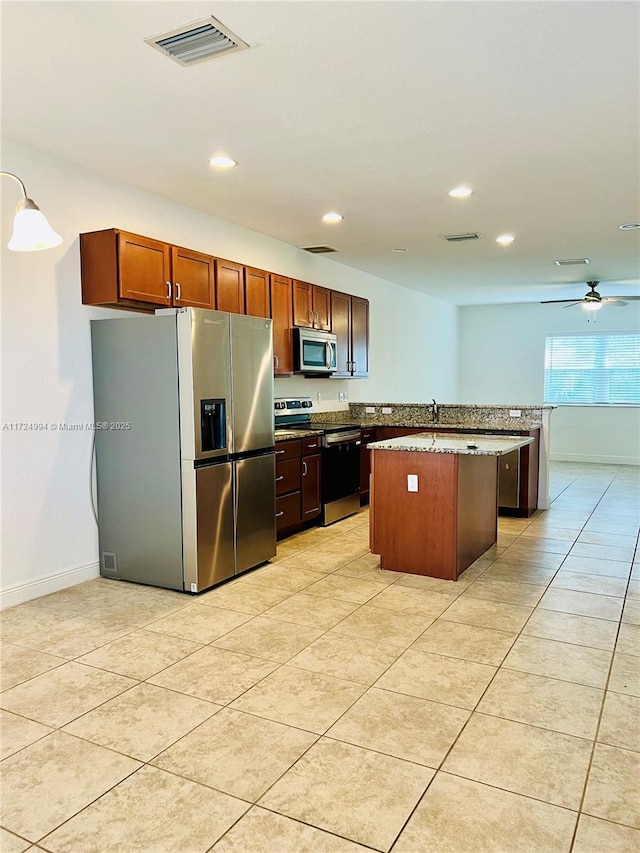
[172,247,214,309]
[216,259,245,314]
[118,232,172,305]
[351,296,369,378]
[312,286,332,330]
[292,280,313,327]
[270,274,293,375]
[359,428,376,501]
[330,291,352,377]
[301,453,321,519]
[245,267,270,318]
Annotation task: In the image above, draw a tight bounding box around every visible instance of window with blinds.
[544,332,640,405]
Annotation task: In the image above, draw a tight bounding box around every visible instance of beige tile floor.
[1,461,639,852]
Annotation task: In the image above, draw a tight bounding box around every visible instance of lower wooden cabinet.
[275,436,322,537]
[359,428,377,505]
[301,439,321,520]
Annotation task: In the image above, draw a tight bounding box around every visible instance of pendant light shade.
[1,172,62,251]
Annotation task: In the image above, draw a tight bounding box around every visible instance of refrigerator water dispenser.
[201,399,226,452]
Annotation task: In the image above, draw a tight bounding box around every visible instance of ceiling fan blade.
[603,295,640,301]
[540,298,583,304]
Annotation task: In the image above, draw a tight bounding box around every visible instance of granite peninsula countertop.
[317,402,553,431]
[368,433,535,456]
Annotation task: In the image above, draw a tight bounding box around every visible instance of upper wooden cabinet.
[270,274,294,375]
[292,281,331,330]
[80,229,214,311]
[215,259,245,314]
[245,267,270,318]
[330,291,369,378]
[80,229,368,379]
[172,246,215,309]
[351,296,369,378]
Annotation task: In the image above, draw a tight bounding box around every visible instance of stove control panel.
[274,397,314,413]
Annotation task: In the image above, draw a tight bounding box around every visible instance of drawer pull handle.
[276,450,286,455]
[275,475,284,481]
[302,461,307,476]
[307,443,318,448]
[276,511,284,518]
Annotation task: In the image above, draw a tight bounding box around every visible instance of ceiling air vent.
[145,16,249,66]
[443,232,481,242]
[554,258,590,266]
[299,246,342,254]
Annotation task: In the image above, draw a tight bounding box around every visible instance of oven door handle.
[323,430,361,446]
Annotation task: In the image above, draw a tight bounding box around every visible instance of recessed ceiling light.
[392,247,408,253]
[619,222,640,230]
[322,212,343,224]
[496,234,515,245]
[554,258,590,266]
[448,186,473,198]
[209,156,237,168]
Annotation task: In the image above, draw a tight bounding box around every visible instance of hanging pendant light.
[1,171,62,251]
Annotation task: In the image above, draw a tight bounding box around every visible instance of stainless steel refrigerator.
[90,308,276,592]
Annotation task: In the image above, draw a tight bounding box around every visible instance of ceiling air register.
[146,17,249,66]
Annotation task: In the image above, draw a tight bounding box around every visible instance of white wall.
[0,139,459,604]
[458,302,640,464]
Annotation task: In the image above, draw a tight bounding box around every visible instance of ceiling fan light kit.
[540,280,640,311]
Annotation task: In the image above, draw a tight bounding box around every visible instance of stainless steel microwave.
[293,327,338,375]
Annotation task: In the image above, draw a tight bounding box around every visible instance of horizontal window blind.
[544,332,640,405]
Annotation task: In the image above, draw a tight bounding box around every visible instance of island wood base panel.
[370,450,498,580]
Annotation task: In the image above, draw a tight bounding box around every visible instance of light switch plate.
[365,406,376,414]
[407,474,418,492]
[382,407,393,414]
[509,409,522,417]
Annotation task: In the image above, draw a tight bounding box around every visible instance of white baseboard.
[550,453,640,466]
[0,561,100,610]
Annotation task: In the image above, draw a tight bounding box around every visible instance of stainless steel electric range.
[275,397,361,525]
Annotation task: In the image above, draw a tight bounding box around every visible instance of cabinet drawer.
[302,436,322,455]
[276,492,301,532]
[275,439,302,461]
[276,458,301,495]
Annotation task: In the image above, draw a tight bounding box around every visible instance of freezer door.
[235,453,276,575]
[192,461,235,590]
[177,309,232,462]
[230,314,274,454]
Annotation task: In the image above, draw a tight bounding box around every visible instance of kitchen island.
[369,433,534,581]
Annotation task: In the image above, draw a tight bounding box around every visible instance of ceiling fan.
[540,281,640,311]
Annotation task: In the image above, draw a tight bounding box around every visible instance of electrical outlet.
[382,407,393,414]
[365,406,376,414]
[509,409,522,417]
[407,474,418,492]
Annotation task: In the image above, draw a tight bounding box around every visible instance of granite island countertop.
[368,432,535,456]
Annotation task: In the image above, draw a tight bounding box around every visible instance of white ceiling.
[2,0,639,305]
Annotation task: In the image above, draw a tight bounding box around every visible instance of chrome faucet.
[431,398,438,423]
